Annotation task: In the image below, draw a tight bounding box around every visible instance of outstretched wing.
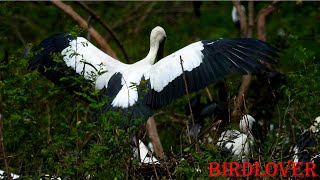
[29,34,128,91]
[145,38,279,109]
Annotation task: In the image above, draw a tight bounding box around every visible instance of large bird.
[29,26,279,126]
[216,115,260,161]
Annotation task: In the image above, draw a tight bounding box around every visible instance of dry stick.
[86,15,92,40]
[76,1,131,63]
[0,113,12,180]
[50,0,118,59]
[205,87,213,102]
[179,56,198,151]
[134,135,142,163]
[152,161,159,180]
[146,117,164,159]
[46,103,52,143]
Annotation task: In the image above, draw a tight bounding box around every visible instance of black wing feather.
[146,38,279,109]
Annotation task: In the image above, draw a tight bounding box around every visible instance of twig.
[180,56,197,149]
[46,103,52,143]
[50,0,118,59]
[205,87,213,102]
[76,1,131,63]
[13,25,27,49]
[152,160,159,180]
[0,113,12,180]
[86,15,92,40]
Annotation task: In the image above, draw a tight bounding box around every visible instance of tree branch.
[50,0,118,59]
[76,1,131,63]
[232,0,247,38]
[257,1,278,41]
[248,1,254,38]
[146,117,164,159]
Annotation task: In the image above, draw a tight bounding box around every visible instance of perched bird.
[292,116,320,177]
[29,26,279,126]
[216,115,260,161]
[0,170,20,180]
[132,139,159,164]
[232,5,246,28]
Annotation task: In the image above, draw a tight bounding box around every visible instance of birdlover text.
[208,160,317,177]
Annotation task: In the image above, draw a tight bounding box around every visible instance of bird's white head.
[145,26,166,64]
[150,26,166,46]
[239,114,256,134]
[310,116,320,133]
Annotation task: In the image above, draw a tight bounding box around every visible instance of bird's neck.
[145,39,160,65]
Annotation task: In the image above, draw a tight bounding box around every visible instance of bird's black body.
[293,131,318,169]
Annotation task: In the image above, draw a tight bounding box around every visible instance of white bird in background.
[29,26,279,126]
[0,170,62,180]
[0,170,20,180]
[132,140,159,164]
[292,116,320,176]
[216,115,259,161]
[232,5,246,27]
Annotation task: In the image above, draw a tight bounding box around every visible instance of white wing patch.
[146,41,204,92]
[111,61,152,108]
[61,37,128,90]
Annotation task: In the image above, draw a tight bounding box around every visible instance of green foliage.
[1,1,320,179]
[279,45,320,127]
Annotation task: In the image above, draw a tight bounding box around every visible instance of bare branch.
[232,0,247,37]
[50,0,118,59]
[146,117,164,159]
[248,1,254,38]
[257,1,278,41]
[76,1,131,63]
[232,75,252,118]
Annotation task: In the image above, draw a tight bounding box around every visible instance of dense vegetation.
[0,1,319,179]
